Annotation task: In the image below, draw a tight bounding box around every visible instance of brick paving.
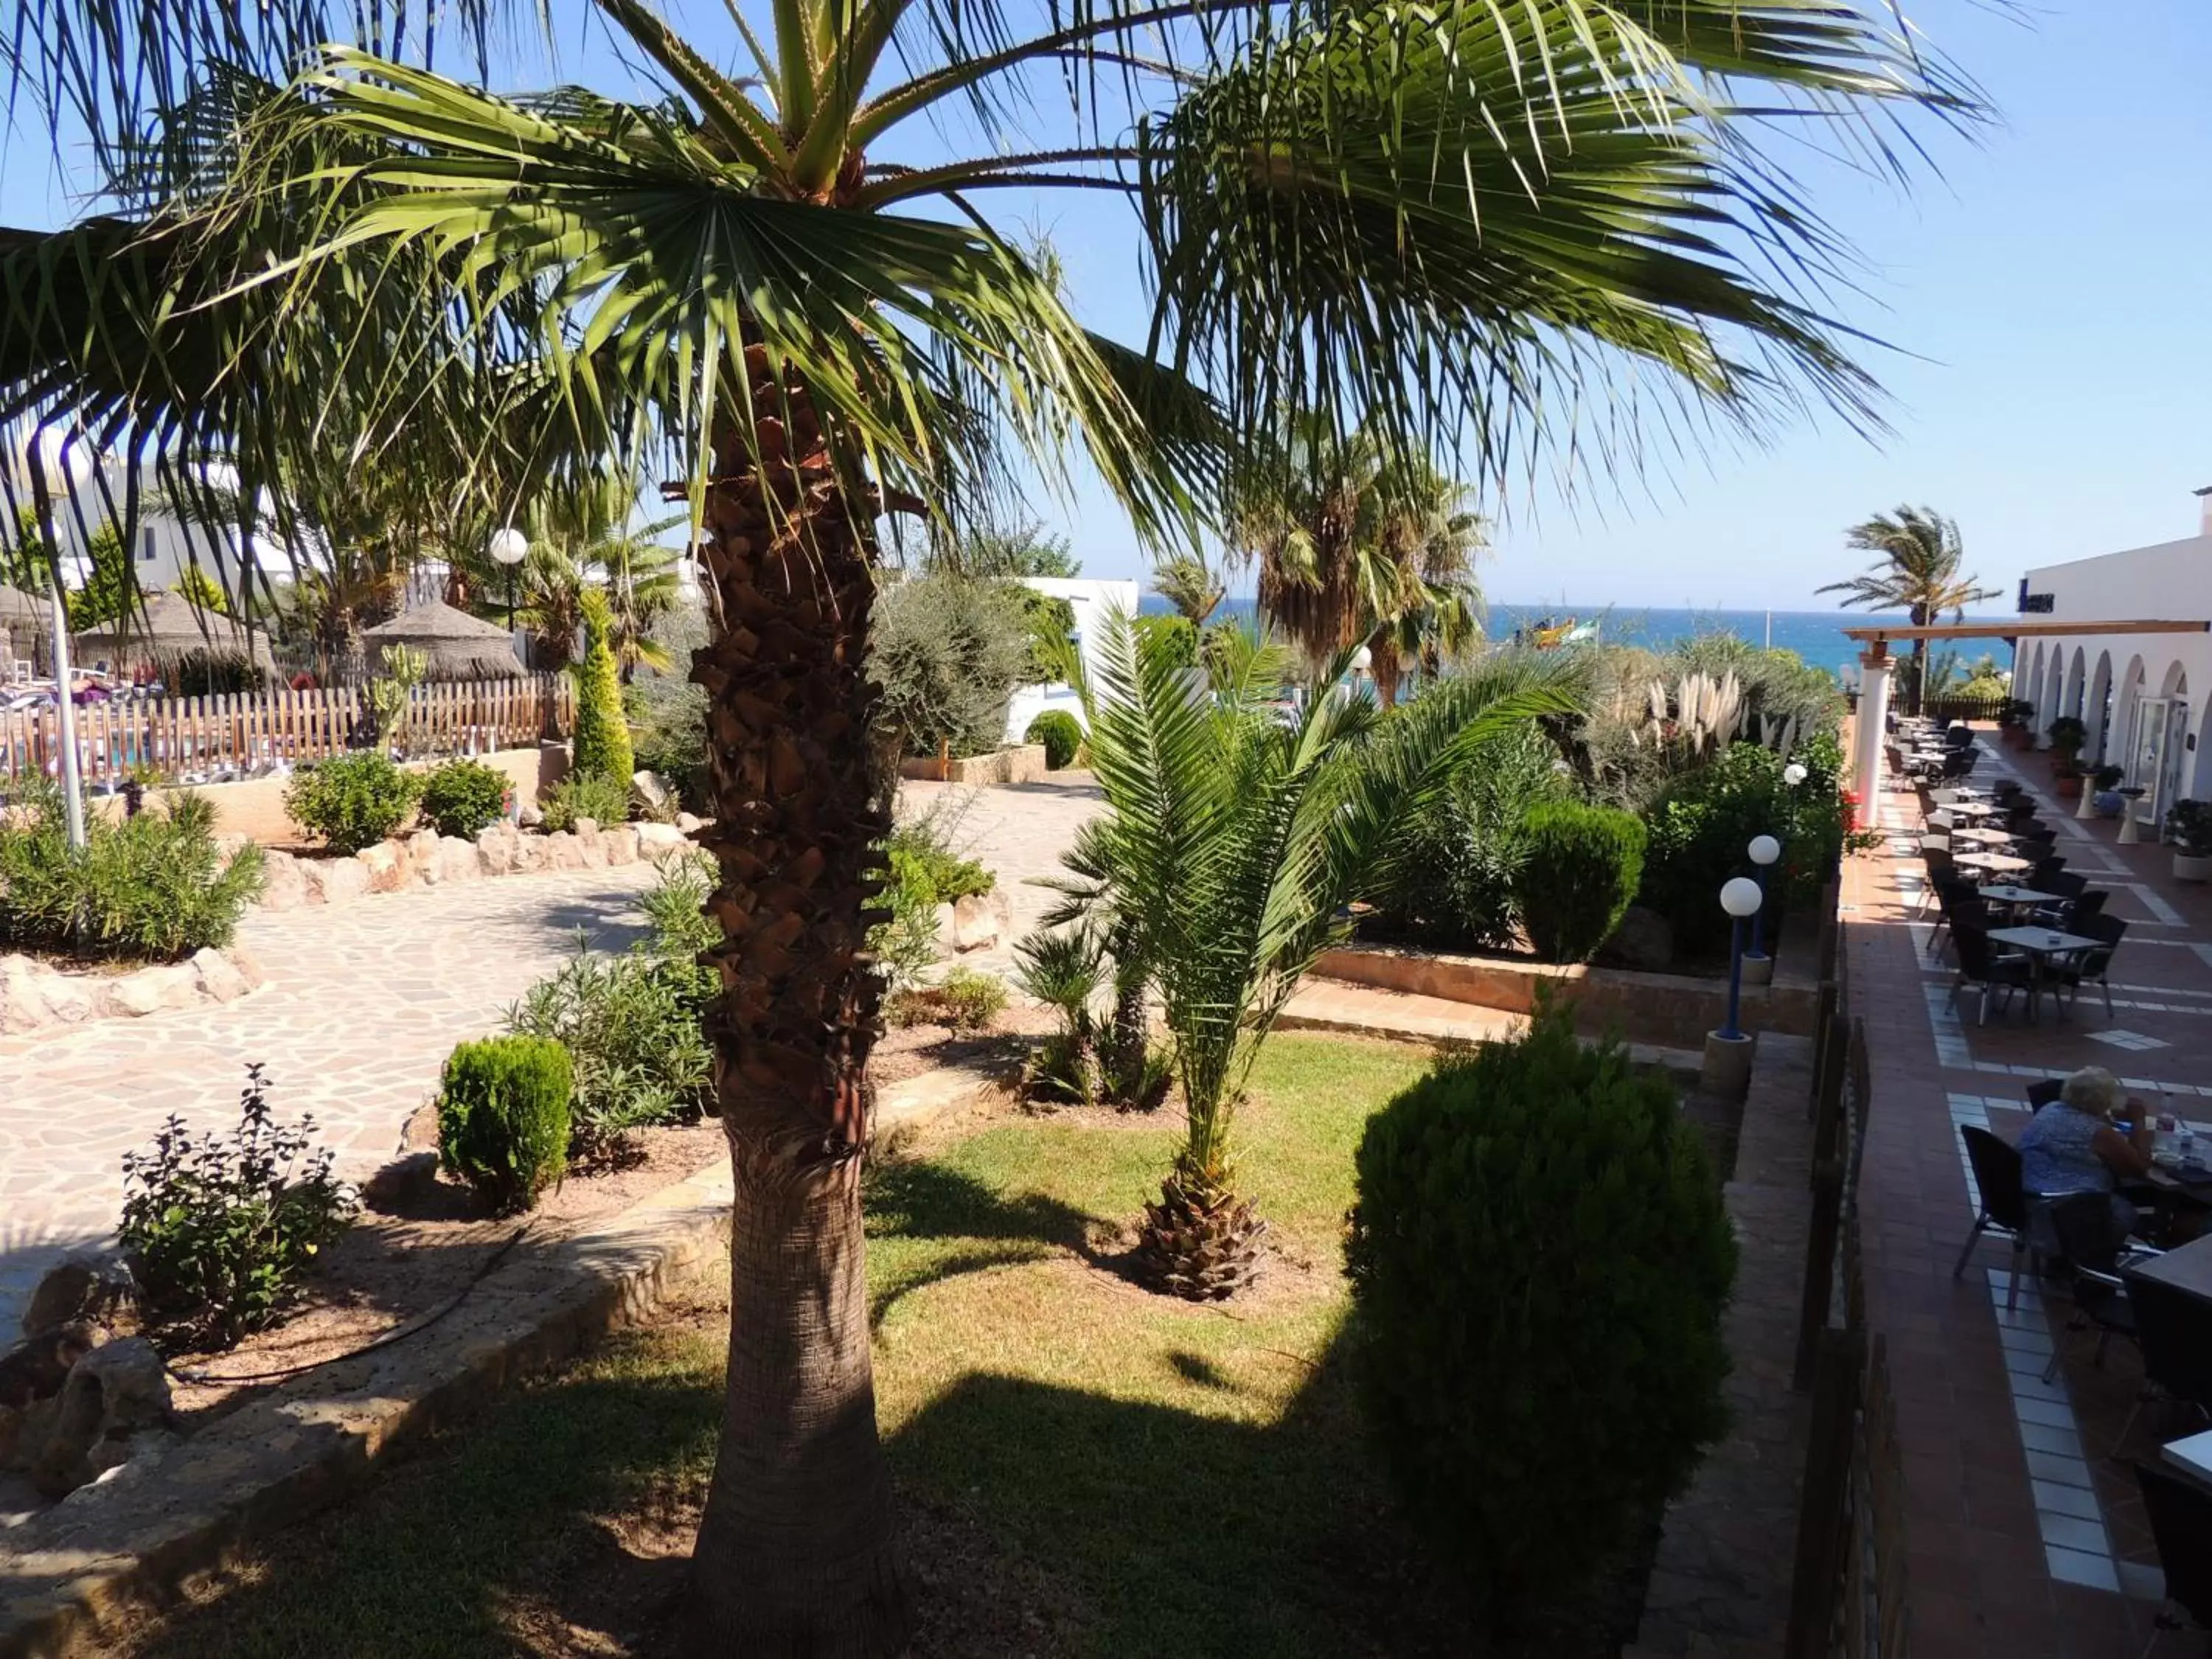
[1848,728,2212,1656]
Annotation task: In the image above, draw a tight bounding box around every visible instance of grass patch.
[122,1035,1632,1658]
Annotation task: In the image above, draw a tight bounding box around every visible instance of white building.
[2010,493,2212,831]
[1004,577,1141,742]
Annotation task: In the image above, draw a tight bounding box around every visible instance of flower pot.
[1741,952,1775,987]
[2175,852,2212,883]
[2054,772,2083,799]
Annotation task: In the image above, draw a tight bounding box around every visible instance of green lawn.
[125,1035,1537,1658]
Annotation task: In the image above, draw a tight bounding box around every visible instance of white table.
[1956,852,2030,877]
[1944,800,2003,821]
[1980,884,2060,917]
[1987,925,2101,1023]
[1953,826,2018,847]
[2164,1428,2212,1489]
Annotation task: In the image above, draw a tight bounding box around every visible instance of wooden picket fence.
[0,675,572,785]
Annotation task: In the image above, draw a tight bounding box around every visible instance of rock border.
[0,1062,1009,1659]
[0,948,263,1038]
[255,817,698,912]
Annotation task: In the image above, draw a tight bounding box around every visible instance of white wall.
[27,453,294,601]
[1003,577,1141,742]
[2013,532,2212,815]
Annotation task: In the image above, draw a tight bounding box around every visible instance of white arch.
[2116,655,2149,785]
[2087,650,2115,762]
[2024,642,2046,713]
[2064,647,2087,720]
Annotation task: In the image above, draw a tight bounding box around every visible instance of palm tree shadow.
[862,1158,1113,1332]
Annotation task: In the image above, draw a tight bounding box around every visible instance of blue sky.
[4,0,2206,610]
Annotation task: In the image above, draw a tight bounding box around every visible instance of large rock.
[634,821,689,862]
[475,822,522,877]
[602,824,639,866]
[356,841,409,893]
[950,891,1012,953]
[402,828,442,874]
[1603,905,1675,973]
[543,830,585,872]
[511,831,551,874]
[0,1326,97,1412]
[305,858,371,908]
[21,1255,138,1340]
[423,836,482,885]
[28,1335,172,1497]
[103,962,199,1018]
[257,849,309,911]
[675,810,705,835]
[187,947,251,1004]
[0,955,95,1034]
[631,770,672,817]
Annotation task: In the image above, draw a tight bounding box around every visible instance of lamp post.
[22,430,91,847]
[488,526,529,641]
[1744,833,1782,984]
[1703,875,1765,1101]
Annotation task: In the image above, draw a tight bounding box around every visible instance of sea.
[1136,597,2016,684]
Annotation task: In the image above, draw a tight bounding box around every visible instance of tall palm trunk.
[1369,633,1402,708]
[684,366,911,1655]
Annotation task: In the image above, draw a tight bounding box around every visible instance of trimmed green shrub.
[119,1062,358,1349]
[1514,801,1646,963]
[436,1036,574,1212]
[1365,726,1564,949]
[1346,1000,1735,1626]
[1024,710,1082,770]
[1638,740,1833,956]
[540,771,631,832]
[418,758,512,840]
[285,751,420,853]
[0,782,265,961]
[571,588,635,787]
[888,964,1009,1031]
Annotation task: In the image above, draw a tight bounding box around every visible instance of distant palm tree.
[1228,418,1484,704]
[1820,506,2000,714]
[1150,554,1225,625]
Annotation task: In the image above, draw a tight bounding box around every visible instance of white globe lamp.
[488,526,529,638]
[1783,762,1808,787]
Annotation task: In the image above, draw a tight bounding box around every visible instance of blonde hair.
[2059,1067,2124,1119]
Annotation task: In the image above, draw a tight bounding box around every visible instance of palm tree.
[1821,505,2000,715]
[1072,611,1582,1292]
[1150,553,1225,625]
[1,3,1969,1649]
[1228,417,1486,704]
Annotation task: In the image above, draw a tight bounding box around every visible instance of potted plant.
[2003,699,2037,746]
[2090,764,2128,817]
[2168,800,2212,882]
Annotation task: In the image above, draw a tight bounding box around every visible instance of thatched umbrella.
[362,599,524,681]
[73,591,279,678]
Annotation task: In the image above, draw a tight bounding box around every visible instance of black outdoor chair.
[2026,1077,2066,1110]
[2132,1461,2212,1652]
[1992,779,2024,804]
[1950,923,2036,1025]
[1953,1125,2039,1311]
[1927,876,1988,959]
[2065,888,2112,930]
[1944,724,1976,751]
[2028,856,2070,888]
[2035,1190,2140,1383]
[2053,913,2129,1018]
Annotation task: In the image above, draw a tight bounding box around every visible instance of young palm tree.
[2,3,1970,1649]
[1074,611,1582,1293]
[1821,504,2000,715]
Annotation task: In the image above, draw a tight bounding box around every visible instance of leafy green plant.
[1514,801,1646,963]
[0,782,265,961]
[571,588,636,786]
[1024,709,1082,770]
[436,1036,574,1212]
[1014,926,1107,1105]
[364,642,427,748]
[887,965,1008,1032]
[1365,725,1563,947]
[1346,1001,1734,1626]
[118,1062,358,1349]
[504,861,717,1161]
[2047,715,2087,759]
[870,573,1033,757]
[1638,741,1834,956]
[2168,800,2212,857]
[625,675,708,813]
[540,771,631,832]
[867,845,943,995]
[418,757,512,839]
[285,751,420,853]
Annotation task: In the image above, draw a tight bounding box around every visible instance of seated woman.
[2017,1066,2154,1243]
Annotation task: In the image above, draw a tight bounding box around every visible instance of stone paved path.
[0,863,661,1334]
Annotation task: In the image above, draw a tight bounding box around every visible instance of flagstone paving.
[0,862,663,1335]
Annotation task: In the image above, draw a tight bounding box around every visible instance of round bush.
[418,758,512,840]
[436,1035,574,1213]
[283,751,420,854]
[1345,1001,1735,1625]
[1514,801,1646,963]
[1023,710,1082,770]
